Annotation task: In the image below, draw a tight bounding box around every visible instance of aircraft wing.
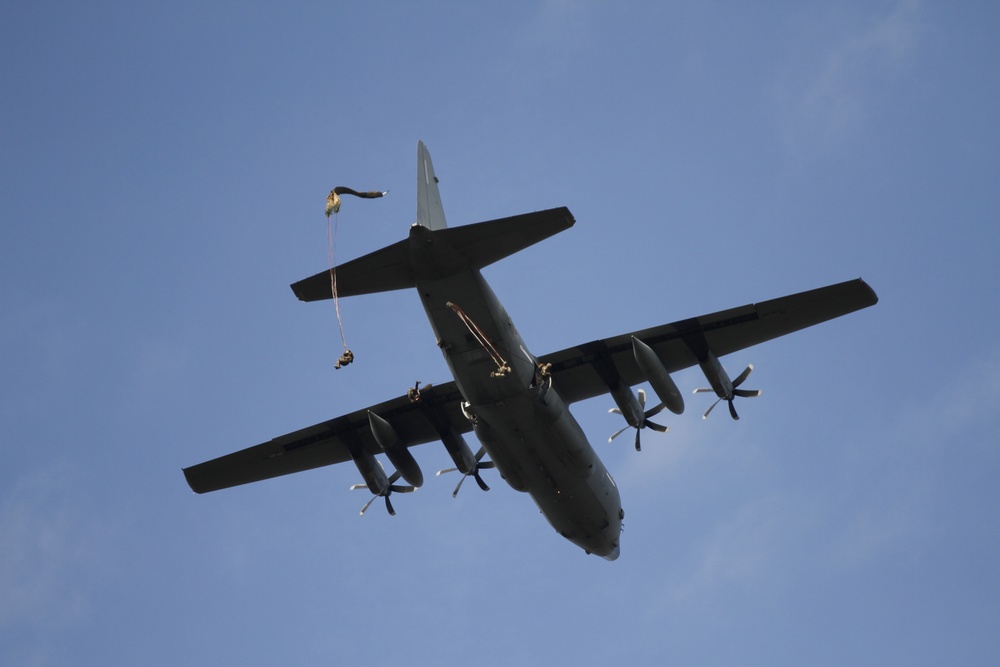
[183,382,470,494]
[540,278,878,405]
[184,278,875,493]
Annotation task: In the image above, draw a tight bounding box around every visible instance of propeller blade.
[734,388,762,398]
[384,495,396,516]
[645,402,667,418]
[609,425,631,443]
[436,467,458,476]
[453,466,492,497]
[359,495,378,516]
[644,420,670,433]
[390,485,415,493]
[693,387,715,394]
[443,448,494,498]
[609,388,671,449]
[350,483,369,491]
[474,472,490,491]
[733,364,754,388]
[697,363,758,420]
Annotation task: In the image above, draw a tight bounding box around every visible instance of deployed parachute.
[323,185,387,370]
[326,186,387,217]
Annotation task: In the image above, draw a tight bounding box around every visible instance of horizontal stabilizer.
[291,238,413,302]
[436,206,575,271]
[291,207,574,302]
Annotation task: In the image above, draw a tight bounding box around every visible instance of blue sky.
[3,1,999,665]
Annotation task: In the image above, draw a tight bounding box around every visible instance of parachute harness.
[324,187,387,370]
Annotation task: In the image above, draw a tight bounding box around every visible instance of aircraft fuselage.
[409,224,622,559]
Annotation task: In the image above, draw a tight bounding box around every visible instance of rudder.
[417,141,447,230]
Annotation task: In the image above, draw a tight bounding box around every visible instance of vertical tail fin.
[416,140,447,230]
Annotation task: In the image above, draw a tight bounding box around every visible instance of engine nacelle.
[350,447,389,496]
[697,350,733,399]
[609,382,645,428]
[368,411,424,488]
[440,428,477,476]
[631,337,684,415]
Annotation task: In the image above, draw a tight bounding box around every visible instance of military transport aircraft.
[183,141,878,560]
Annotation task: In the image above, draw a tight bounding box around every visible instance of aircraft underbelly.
[470,389,623,560]
[416,268,621,558]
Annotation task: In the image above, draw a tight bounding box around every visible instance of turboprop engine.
[607,384,669,452]
[607,337,685,451]
[435,428,495,497]
[693,350,761,420]
[346,412,424,516]
[348,446,415,516]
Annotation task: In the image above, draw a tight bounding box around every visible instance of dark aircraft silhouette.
[183,142,877,560]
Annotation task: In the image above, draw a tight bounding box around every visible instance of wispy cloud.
[673,492,795,598]
[777,0,923,150]
[692,342,998,593]
[0,462,113,636]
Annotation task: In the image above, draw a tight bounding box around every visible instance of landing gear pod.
[631,337,684,415]
[367,412,424,488]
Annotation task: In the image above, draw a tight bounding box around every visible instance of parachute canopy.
[326,186,387,217]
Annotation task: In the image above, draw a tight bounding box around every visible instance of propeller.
[436,446,495,497]
[608,388,670,451]
[694,364,762,420]
[350,470,416,516]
